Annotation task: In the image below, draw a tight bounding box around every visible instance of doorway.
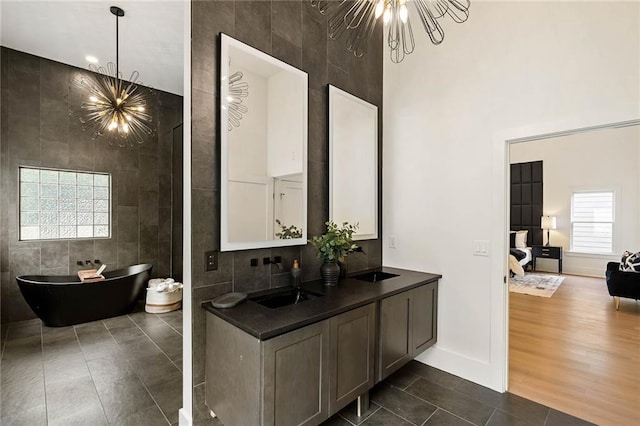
[503,121,640,425]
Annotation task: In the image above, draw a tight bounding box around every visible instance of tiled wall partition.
[0,48,183,323]
[190,1,383,422]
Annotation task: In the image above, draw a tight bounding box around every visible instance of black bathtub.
[16,264,152,327]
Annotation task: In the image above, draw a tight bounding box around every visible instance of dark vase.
[321,260,340,286]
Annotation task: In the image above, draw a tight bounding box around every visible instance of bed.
[509,231,534,276]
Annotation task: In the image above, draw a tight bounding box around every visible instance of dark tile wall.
[190,0,383,420]
[0,48,183,324]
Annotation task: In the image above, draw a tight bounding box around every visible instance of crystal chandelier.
[311,0,471,63]
[72,6,154,147]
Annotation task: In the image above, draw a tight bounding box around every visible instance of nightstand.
[532,245,563,274]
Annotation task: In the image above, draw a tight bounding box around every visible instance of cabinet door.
[263,320,330,426]
[378,291,413,381]
[411,283,438,355]
[329,303,376,415]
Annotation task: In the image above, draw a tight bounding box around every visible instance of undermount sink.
[250,288,324,309]
[352,271,399,283]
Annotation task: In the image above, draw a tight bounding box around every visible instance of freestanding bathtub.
[16,264,152,327]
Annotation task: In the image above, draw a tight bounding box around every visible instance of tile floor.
[1,306,182,425]
[194,360,593,426]
[2,308,592,426]
[319,361,594,426]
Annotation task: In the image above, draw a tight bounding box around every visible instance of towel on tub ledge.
[146,278,183,313]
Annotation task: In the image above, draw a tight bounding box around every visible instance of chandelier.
[311,0,471,63]
[225,71,249,131]
[72,6,154,147]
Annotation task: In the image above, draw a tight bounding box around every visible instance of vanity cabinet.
[378,281,438,381]
[206,303,375,426]
[329,303,376,415]
[263,320,330,426]
[205,273,439,426]
[378,290,413,380]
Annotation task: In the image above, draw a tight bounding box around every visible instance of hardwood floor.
[509,273,640,426]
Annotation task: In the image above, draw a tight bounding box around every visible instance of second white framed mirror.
[329,85,378,240]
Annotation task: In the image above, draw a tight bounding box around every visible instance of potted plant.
[309,221,360,286]
[275,219,302,239]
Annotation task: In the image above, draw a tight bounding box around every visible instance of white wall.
[227,69,272,241]
[267,71,304,178]
[228,68,268,179]
[510,126,640,277]
[383,1,640,391]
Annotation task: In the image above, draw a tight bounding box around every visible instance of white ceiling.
[1,0,184,95]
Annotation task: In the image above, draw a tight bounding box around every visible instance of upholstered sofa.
[605,262,640,310]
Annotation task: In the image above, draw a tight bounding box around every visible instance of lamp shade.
[541,216,557,230]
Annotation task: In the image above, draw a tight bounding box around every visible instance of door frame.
[491,118,640,392]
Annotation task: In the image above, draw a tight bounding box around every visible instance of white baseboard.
[179,408,192,426]
[415,346,505,393]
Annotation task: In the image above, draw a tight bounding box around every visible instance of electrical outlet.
[274,256,282,263]
[205,250,218,271]
[250,258,258,267]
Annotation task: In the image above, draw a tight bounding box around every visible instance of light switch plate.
[473,240,490,256]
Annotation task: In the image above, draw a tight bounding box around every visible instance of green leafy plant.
[309,221,360,262]
[275,219,302,239]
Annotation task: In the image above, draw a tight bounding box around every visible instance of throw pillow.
[510,232,516,249]
[620,251,640,272]
[515,230,528,248]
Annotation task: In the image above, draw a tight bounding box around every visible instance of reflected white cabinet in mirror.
[220,34,308,251]
[329,85,378,240]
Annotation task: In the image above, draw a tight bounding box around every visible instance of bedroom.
[509,124,640,279]
[506,123,640,423]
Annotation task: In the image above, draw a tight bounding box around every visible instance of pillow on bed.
[620,251,640,272]
[510,232,517,249]
[515,230,528,249]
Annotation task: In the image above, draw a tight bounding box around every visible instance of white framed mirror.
[220,34,308,251]
[329,85,378,240]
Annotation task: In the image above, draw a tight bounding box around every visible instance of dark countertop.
[202,266,442,340]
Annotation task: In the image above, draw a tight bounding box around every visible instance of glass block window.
[19,167,111,240]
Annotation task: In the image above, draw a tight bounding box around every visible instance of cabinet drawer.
[534,246,562,258]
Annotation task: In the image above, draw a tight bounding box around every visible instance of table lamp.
[541,216,557,247]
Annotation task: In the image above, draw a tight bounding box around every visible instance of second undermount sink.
[250,288,324,309]
[352,271,399,283]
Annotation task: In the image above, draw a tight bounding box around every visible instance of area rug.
[509,273,565,297]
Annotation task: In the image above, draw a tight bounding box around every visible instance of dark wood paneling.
[510,161,543,246]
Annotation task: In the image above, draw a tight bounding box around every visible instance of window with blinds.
[570,191,614,254]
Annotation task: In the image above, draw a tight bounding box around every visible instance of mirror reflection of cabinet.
[220,34,308,251]
[329,85,378,240]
